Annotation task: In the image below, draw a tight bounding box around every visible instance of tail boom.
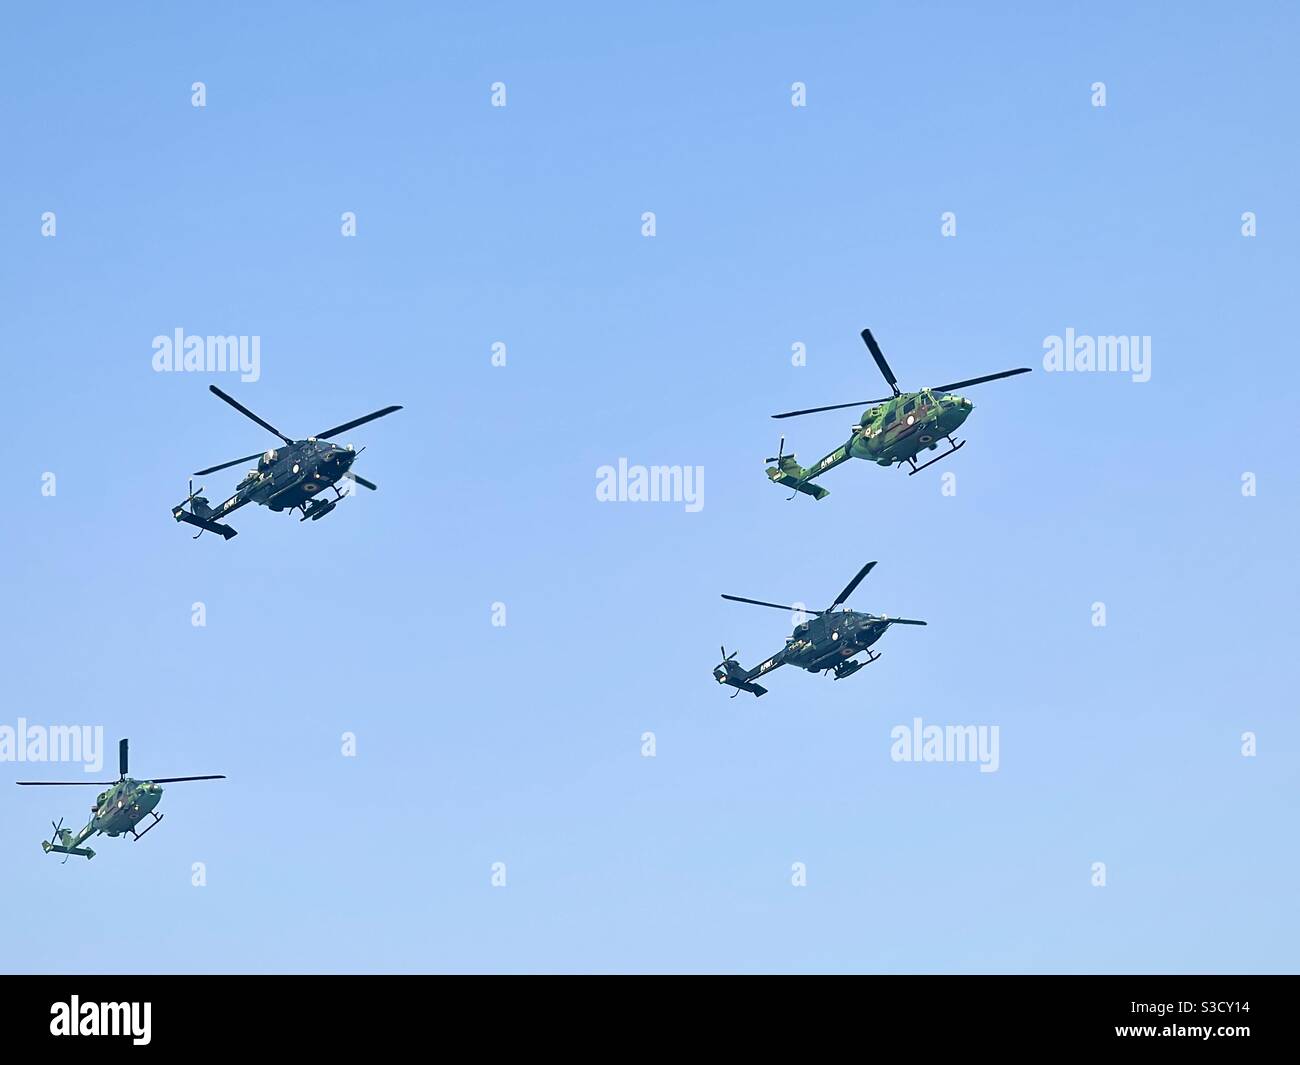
[172,486,239,539]
[765,443,854,501]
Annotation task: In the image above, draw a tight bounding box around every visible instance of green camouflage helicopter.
[766,328,1031,499]
[15,739,223,862]
[714,561,925,697]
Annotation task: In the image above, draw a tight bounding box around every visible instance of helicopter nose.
[942,396,972,427]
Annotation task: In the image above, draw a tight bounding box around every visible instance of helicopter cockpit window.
[903,398,916,414]
[883,407,898,426]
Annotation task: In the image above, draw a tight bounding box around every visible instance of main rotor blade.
[772,397,892,419]
[933,368,1032,392]
[861,329,900,396]
[827,561,877,613]
[16,774,227,785]
[315,406,402,440]
[721,594,821,615]
[884,617,927,625]
[349,473,378,491]
[209,385,294,445]
[148,775,227,784]
[193,452,265,476]
[119,738,128,778]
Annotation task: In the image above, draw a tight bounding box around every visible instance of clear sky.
[1,3,1296,973]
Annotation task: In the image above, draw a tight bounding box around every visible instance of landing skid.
[905,436,964,475]
[131,811,163,841]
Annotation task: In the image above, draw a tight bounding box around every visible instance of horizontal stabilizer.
[721,677,768,697]
[42,841,94,860]
[765,465,830,501]
[172,509,238,540]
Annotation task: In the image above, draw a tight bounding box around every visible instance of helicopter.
[172,385,402,539]
[15,739,224,862]
[713,561,925,697]
[765,328,1031,499]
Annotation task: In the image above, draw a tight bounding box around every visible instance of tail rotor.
[715,645,740,687]
[713,646,766,698]
[174,479,214,537]
[764,436,809,500]
[48,818,74,863]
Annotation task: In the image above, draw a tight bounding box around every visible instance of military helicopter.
[713,561,925,697]
[765,328,1031,499]
[172,385,402,539]
[15,739,224,862]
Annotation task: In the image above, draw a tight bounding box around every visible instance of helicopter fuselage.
[849,389,972,466]
[235,439,358,511]
[196,438,359,526]
[756,610,891,676]
[87,778,164,838]
[797,390,973,480]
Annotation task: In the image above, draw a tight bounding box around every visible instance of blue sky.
[1,3,1296,973]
